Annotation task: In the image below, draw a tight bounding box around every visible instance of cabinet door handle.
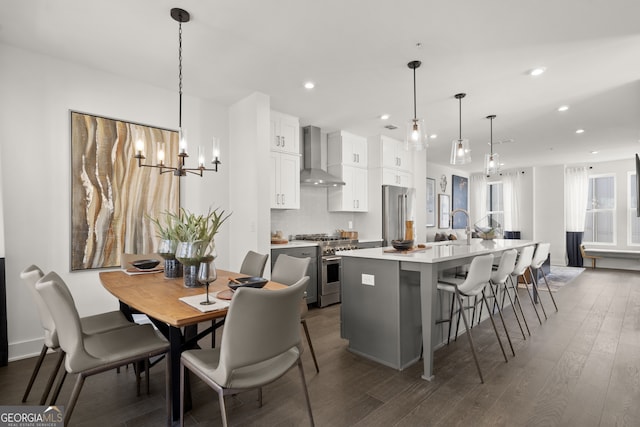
[353,153,356,163]
[356,153,360,163]
[281,136,285,147]
[282,194,285,205]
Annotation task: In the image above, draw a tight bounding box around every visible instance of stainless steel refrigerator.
[382,185,416,246]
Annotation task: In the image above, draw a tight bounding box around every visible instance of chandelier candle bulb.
[212,137,220,162]
[135,139,145,157]
[179,128,188,154]
[157,142,165,165]
[198,146,205,168]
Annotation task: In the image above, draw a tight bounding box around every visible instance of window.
[628,172,640,245]
[486,181,504,230]
[584,175,615,244]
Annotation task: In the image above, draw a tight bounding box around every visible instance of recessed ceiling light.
[429,134,437,139]
[380,114,390,120]
[304,82,315,89]
[591,151,598,154]
[529,67,546,76]
[576,129,585,134]
[558,105,569,112]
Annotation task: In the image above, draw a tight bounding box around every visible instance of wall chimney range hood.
[300,126,345,186]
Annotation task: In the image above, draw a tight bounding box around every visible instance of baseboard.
[8,337,48,362]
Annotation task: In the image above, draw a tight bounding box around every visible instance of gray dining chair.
[19,265,135,405]
[35,271,171,426]
[179,277,314,427]
[271,254,319,373]
[239,250,269,277]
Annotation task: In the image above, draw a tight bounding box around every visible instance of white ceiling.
[2,0,640,173]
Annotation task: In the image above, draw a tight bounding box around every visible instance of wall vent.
[384,124,398,130]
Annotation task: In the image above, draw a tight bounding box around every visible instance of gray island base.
[339,239,537,380]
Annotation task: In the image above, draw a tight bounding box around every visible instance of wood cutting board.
[384,245,432,254]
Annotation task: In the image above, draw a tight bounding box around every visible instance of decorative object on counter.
[337,229,358,239]
[70,111,179,271]
[271,230,288,244]
[391,239,414,251]
[474,214,502,240]
[438,193,451,229]
[130,259,161,270]
[450,93,472,165]
[405,60,428,151]
[404,221,415,241]
[484,115,500,177]
[134,8,221,177]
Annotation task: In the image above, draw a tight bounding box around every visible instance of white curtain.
[469,173,487,226]
[565,167,589,231]
[502,171,522,231]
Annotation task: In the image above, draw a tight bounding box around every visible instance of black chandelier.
[134,8,221,177]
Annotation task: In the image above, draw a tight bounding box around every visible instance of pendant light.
[450,93,471,165]
[484,115,500,176]
[134,8,221,176]
[405,60,428,151]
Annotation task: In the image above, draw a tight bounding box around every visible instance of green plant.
[149,211,180,241]
[172,207,231,243]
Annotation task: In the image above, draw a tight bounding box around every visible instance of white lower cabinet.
[328,165,368,212]
[270,152,300,209]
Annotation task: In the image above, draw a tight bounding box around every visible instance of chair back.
[531,243,550,269]
[457,254,494,295]
[512,245,535,276]
[35,272,98,373]
[239,250,269,277]
[271,254,310,286]
[20,265,59,348]
[215,277,309,386]
[490,249,518,285]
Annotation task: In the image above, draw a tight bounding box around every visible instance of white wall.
[424,162,469,242]
[533,165,566,265]
[0,44,230,360]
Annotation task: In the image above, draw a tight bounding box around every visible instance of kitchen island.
[339,238,537,380]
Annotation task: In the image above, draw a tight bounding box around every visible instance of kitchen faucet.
[451,209,471,245]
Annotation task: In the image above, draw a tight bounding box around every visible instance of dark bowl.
[228,276,268,291]
[391,239,414,251]
[131,259,161,270]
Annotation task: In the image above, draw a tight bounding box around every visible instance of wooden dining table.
[99,269,285,423]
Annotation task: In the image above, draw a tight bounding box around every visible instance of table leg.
[168,326,191,422]
[419,263,438,380]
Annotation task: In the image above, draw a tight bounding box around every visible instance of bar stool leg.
[502,281,527,340]
[454,289,484,383]
[528,267,548,320]
[519,274,543,325]
[485,287,515,357]
[538,269,558,312]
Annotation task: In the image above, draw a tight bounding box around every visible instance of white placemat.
[179,291,230,312]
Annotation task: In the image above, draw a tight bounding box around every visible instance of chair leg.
[502,282,527,340]
[519,275,543,325]
[166,354,171,427]
[217,388,228,427]
[297,358,315,426]
[485,287,515,357]
[509,276,532,335]
[301,320,320,373]
[447,293,456,344]
[64,373,86,426]
[49,368,67,405]
[40,350,65,405]
[145,358,150,395]
[258,387,263,407]
[528,267,548,320]
[455,290,484,383]
[180,360,185,427]
[539,269,559,312]
[22,345,48,402]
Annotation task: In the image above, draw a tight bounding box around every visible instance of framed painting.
[438,193,450,229]
[426,177,436,227]
[452,174,468,229]
[70,111,180,271]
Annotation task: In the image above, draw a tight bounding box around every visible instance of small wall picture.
[438,193,450,229]
[452,175,468,229]
[426,177,436,227]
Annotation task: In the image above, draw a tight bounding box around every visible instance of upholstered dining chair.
[271,254,319,373]
[239,250,269,277]
[437,254,512,383]
[19,265,134,405]
[35,271,171,426]
[179,277,314,427]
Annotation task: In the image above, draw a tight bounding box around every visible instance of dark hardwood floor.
[2,267,639,426]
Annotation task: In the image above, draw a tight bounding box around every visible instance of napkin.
[179,292,230,312]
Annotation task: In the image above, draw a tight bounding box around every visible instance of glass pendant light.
[450,93,471,165]
[405,60,428,151]
[484,115,500,176]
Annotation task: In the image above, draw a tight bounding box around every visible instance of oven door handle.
[323,257,342,262]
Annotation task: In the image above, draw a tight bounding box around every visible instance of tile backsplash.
[271,185,357,239]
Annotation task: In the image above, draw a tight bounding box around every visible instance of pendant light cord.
[178,20,183,129]
[458,96,462,140]
[412,66,417,120]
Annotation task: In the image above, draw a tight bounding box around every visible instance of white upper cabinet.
[327,131,368,167]
[270,151,300,209]
[368,135,414,187]
[270,111,300,154]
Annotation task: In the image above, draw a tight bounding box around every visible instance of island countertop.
[337,238,535,263]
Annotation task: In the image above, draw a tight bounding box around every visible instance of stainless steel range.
[294,234,358,307]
